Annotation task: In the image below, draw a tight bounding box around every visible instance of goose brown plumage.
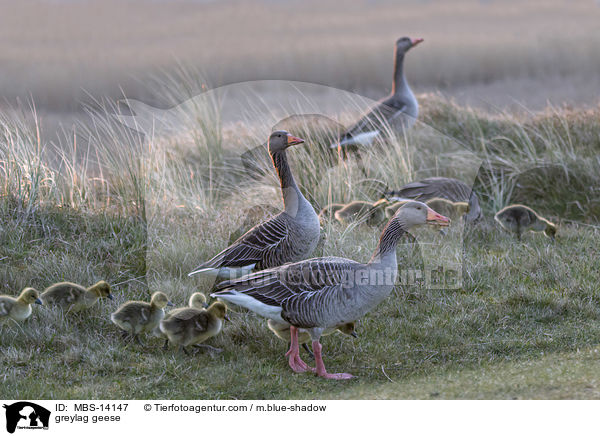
[212,201,449,379]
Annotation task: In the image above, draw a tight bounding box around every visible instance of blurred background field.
[1,0,600,113]
[1,0,600,399]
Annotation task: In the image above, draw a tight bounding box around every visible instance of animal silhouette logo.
[2,402,50,433]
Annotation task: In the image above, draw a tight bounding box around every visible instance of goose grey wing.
[214,257,359,327]
[193,214,290,269]
[388,178,470,202]
[339,98,408,143]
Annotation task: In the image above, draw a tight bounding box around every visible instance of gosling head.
[19,288,42,305]
[189,292,208,309]
[90,280,113,300]
[268,130,305,154]
[338,322,358,338]
[394,201,450,229]
[150,292,173,309]
[208,301,230,321]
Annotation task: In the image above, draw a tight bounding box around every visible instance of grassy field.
[1,80,599,399]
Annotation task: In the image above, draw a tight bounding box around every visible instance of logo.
[3,402,50,433]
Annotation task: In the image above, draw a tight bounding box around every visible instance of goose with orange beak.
[333,36,424,150]
[213,201,449,380]
[189,131,320,279]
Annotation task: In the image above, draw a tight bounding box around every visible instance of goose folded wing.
[196,214,290,269]
[340,98,408,143]
[214,257,359,327]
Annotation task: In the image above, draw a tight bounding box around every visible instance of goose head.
[90,280,113,300]
[189,292,208,309]
[208,301,230,321]
[396,36,424,54]
[394,201,450,229]
[19,287,42,305]
[150,292,173,309]
[268,130,305,154]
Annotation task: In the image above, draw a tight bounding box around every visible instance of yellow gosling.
[159,302,229,355]
[110,291,173,344]
[0,288,42,324]
[41,280,113,313]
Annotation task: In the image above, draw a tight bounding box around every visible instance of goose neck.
[271,150,306,215]
[392,51,407,95]
[369,217,407,264]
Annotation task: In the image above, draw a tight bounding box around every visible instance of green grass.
[1,90,599,399]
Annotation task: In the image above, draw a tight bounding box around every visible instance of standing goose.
[212,201,449,379]
[0,288,42,324]
[333,37,423,151]
[385,177,482,223]
[494,204,557,240]
[189,131,320,279]
[40,280,113,313]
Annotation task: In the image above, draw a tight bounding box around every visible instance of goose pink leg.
[285,326,314,373]
[312,341,354,380]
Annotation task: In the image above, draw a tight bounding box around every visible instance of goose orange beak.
[286,134,305,146]
[426,208,450,226]
[411,38,424,47]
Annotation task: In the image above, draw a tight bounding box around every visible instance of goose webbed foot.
[312,340,354,380]
[286,326,314,373]
[163,339,169,351]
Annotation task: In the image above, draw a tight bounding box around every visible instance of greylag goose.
[212,201,449,379]
[333,37,423,151]
[268,319,357,358]
[189,131,320,279]
[495,204,557,240]
[0,288,42,324]
[110,291,174,344]
[159,301,229,355]
[385,177,482,222]
[40,280,113,313]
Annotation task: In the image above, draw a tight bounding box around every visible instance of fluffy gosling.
[111,291,173,344]
[41,280,113,313]
[425,198,470,220]
[0,288,42,324]
[267,319,357,357]
[159,301,229,355]
[334,200,389,226]
[495,204,557,240]
[157,292,209,348]
[318,203,345,222]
